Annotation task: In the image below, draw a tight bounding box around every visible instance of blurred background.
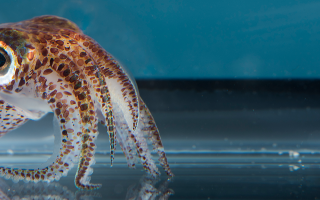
[1,0,320,79]
[0,0,320,199]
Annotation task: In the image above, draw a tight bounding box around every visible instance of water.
[2,165,320,199]
[0,81,320,199]
[1,1,320,199]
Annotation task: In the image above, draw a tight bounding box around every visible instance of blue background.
[1,0,320,79]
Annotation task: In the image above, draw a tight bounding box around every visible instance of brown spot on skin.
[97,50,104,57]
[39,76,46,83]
[77,59,84,66]
[55,108,61,115]
[63,69,70,76]
[74,34,80,41]
[70,100,76,105]
[78,92,86,100]
[18,78,25,87]
[44,34,52,40]
[23,64,29,73]
[57,64,65,71]
[17,56,22,65]
[80,52,86,57]
[15,68,20,78]
[50,48,58,54]
[50,90,57,96]
[49,84,56,90]
[82,116,90,123]
[56,92,63,99]
[62,130,68,136]
[42,48,48,56]
[67,128,74,133]
[51,64,57,71]
[35,59,42,70]
[56,102,62,108]
[83,41,89,46]
[27,51,34,60]
[35,174,40,179]
[101,87,108,94]
[69,61,76,68]
[59,54,67,59]
[74,81,82,90]
[71,51,77,58]
[43,69,53,75]
[85,59,91,64]
[63,91,72,96]
[42,57,48,66]
[69,74,78,82]
[57,45,64,51]
[63,110,69,118]
[89,146,94,151]
[42,92,47,99]
[80,104,88,111]
[49,58,54,67]
[56,40,64,45]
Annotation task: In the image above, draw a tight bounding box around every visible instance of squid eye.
[0,49,11,75]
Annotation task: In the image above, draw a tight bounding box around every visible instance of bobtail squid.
[0,15,173,190]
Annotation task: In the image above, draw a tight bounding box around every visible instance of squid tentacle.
[138,99,173,177]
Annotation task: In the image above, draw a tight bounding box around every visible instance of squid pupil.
[0,53,5,68]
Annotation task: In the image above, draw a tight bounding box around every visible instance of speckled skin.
[0,16,173,190]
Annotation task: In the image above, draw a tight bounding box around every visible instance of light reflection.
[125,176,174,200]
[0,177,100,200]
[0,175,174,200]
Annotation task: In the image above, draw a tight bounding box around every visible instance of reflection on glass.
[126,176,174,200]
[0,177,100,200]
[0,175,174,200]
